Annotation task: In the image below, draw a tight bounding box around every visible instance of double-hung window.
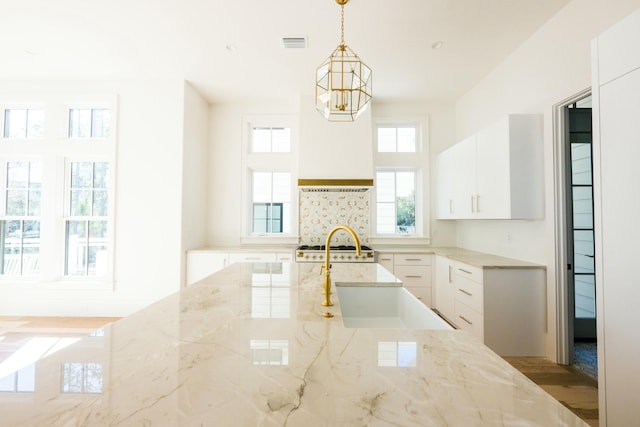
[62,101,114,279]
[0,161,42,276]
[373,121,429,239]
[242,118,298,243]
[0,97,115,285]
[65,161,109,277]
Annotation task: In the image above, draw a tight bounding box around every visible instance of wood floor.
[1,317,598,426]
[504,357,599,427]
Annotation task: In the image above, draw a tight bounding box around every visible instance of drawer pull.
[380,257,392,261]
[404,258,423,262]
[459,315,473,325]
[245,257,261,260]
[458,268,472,275]
[405,275,422,278]
[448,265,453,283]
[458,289,473,297]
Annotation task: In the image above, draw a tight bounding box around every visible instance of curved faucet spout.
[322,225,362,318]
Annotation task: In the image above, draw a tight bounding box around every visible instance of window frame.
[0,159,43,278]
[62,158,113,280]
[0,95,117,289]
[1,105,45,140]
[240,115,299,244]
[371,118,430,243]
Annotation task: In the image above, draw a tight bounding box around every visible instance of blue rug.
[574,342,597,380]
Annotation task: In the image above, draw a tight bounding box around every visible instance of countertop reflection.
[0,262,585,426]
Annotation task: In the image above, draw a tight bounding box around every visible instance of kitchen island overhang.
[0,262,587,426]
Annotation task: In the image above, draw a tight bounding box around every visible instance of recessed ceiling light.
[431,41,444,50]
[225,44,237,52]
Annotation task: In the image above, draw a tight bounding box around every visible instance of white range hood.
[298,95,374,183]
[297,178,373,192]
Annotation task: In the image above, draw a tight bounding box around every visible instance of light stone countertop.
[190,246,545,269]
[1,262,583,426]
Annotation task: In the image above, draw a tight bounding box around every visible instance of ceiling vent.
[282,36,307,49]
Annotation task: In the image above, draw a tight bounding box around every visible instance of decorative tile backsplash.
[299,192,370,245]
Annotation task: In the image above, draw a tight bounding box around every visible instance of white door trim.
[552,87,591,365]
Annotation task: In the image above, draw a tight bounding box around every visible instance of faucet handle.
[319,263,331,275]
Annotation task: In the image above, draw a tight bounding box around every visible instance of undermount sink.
[335,284,453,329]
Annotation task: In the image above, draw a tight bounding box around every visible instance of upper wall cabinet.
[435,114,544,220]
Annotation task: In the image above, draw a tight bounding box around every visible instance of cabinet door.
[376,252,394,272]
[406,286,432,307]
[453,136,477,218]
[186,252,229,285]
[394,265,432,287]
[475,117,511,219]
[435,256,455,321]
[276,252,294,263]
[228,252,277,263]
[435,148,456,219]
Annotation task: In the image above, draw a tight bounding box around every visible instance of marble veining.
[0,262,586,426]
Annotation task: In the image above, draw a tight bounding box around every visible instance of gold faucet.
[321,225,362,318]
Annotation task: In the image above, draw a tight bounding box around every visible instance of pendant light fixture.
[315,0,372,122]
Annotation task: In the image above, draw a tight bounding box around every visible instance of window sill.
[240,235,299,245]
[368,236,431,247]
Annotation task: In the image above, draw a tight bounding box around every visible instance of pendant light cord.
[340,3,345,46]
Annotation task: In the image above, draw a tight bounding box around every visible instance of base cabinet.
[187,249,295,285]
[186,251,229,285]
[434,255,455,321]
[376,252,433,307]
[435,257,546,357]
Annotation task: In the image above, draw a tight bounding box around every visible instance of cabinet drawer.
[228,253,277,263]
[454,301,483,340]
[376,252,395,271]
[276,252,294,262]
[454,262,482,283]
[405,286,432,307]
[394,254,432,266]
[394,265,432,287]
[454,275,483,313]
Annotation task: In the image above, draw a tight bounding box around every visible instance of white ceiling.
[0,0,571,104]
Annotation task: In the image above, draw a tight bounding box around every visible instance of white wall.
[0,78,189,316]
[180,82,209,286]
[206,98,457,247]
[207,98,299,246]
[373,101,458,247]
[452,0,640,360]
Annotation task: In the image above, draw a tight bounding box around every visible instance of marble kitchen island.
[0,262,587,426]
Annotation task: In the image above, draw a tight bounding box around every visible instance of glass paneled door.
[565,99,597,340]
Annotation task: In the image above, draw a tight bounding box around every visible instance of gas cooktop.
[295,244,375,263]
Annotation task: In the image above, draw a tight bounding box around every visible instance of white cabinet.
[592,9,640,425]
[435,146,455,219]
[376,252,433,307]
[376,252,395,272]
[276,252,294,263]
[435,114,543,219]
[434,255,455,321]
[186,251,229,285]
[187,249,295,285]
[452,136,478,218]
[453,263,484,338]
[435,258,546,357]
[228,252,277,264]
